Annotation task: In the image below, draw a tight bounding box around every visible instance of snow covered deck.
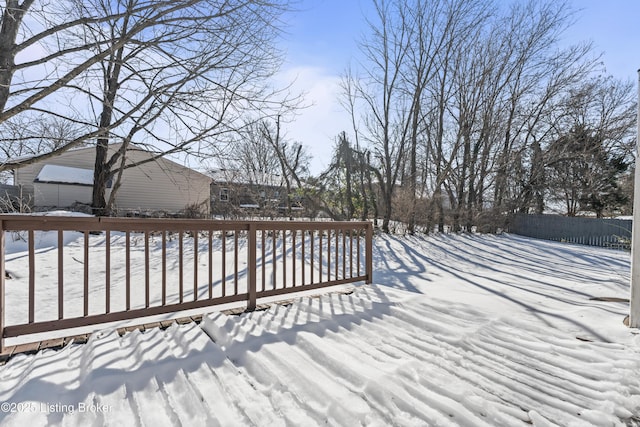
[1,233,639,425]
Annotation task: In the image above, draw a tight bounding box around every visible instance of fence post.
[0,219,5,354]
[366,223,373,284]
[247,223,257,311]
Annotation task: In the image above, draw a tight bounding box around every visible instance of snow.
[1,230,640,426]
[34,165,95,186]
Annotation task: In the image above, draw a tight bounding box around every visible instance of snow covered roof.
[34,164,95,186]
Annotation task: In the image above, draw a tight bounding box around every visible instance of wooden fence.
[0,184,30,212]
[511,213,631,250]
[0,216,373,353]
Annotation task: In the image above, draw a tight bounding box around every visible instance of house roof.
[117,143,212,183]
[14,143,211,183]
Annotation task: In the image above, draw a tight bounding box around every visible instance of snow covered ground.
[1,232,639,426]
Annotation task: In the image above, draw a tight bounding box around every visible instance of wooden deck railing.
[0,216,373,352]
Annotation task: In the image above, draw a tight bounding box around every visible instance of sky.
[278,0,640,175]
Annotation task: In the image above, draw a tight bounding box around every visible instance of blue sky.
[282,0,368,73]
[278,0,640,174]
[561,0,639,81]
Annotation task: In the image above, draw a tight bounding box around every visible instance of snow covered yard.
[1,232,639,426]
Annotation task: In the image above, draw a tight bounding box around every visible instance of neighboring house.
[210,169,304,217]
[12,143,211,216]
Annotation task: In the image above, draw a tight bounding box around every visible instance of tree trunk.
[340,133,355,219]
[407,105,419,235]
[91,11,128,216]
[92,139,110,216]
[0,1,28,115]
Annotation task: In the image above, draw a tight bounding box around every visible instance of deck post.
[0,219,5,354]
[366,222,373,284]
[247,223,257,311]
[630,69,640,328]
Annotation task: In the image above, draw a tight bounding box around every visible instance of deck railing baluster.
[0,217,372,353]
[59,230,65,318]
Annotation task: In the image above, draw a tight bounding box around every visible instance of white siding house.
[14,144,211,215]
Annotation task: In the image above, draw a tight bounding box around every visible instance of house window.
[220,188,229,202]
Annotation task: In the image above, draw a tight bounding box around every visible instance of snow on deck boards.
[0,316,205,362]
[0,285,639,426]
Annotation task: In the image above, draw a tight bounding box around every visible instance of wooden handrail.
[0,216,373,353]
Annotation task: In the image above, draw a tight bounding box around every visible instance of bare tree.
[345,0,608,231]
[218,120,283,187]
[399,0,487,233]
[0,114,87,159]
[339,67,378,222]
[346,0,488,232]
[0,0,295,214]
[261,117,310,217]
[213,117,310,217]
[490,1,588,212]
[350,0,413,233]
